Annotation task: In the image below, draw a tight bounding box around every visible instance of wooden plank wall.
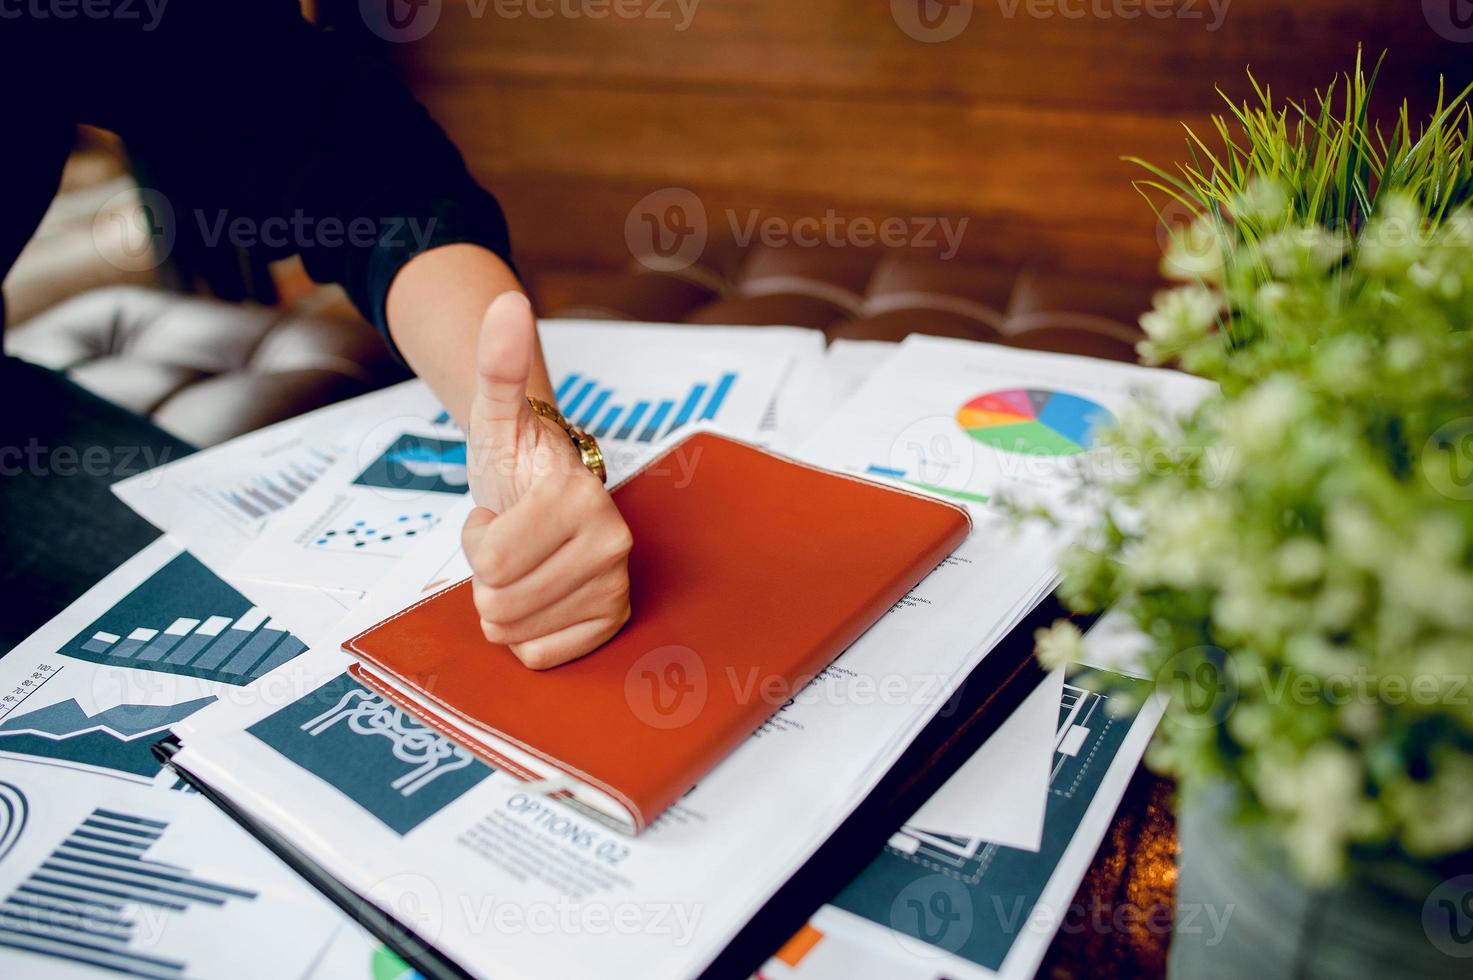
[329,1,1470,283]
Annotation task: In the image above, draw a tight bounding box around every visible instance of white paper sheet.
[111,381,453,575]
[906,667,1065,852]
[0,539,347,979]
[799,334,1214,518]
[759,631,1164,980]
[763,338,900,453]
[168,502,1059,980]
[0,761,342,979]
[226,321,805,596]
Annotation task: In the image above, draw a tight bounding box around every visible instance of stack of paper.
[0,540,348,978]
[2,320,1210,980]
[760,619,1163,980]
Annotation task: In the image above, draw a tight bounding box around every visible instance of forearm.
[384,243,554,428]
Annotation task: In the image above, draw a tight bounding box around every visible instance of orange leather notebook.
[344,432,971,834]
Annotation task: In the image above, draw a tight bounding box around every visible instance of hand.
[461,292,633,669]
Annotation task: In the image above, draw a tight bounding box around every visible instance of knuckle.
[470,548,501,583]
[576,471,607,504]
[515,643,563,671]
[597,571,629,604]
[473,585,509,623]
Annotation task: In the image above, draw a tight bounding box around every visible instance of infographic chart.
[0,692,216,779]
[57,554,308,687]
[554,370,739,444]
[0,805,261,977]
[352,434,468,495]
[831,672,1148,972]
[213,447,335,524]
[249,673,492,835]
[956,388,1115,457]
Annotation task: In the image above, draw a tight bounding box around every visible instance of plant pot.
[1168,785,1471,978]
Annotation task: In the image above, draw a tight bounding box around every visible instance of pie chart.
[956,388,1115,456]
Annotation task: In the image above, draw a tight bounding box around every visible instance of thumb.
[470,290,536,451]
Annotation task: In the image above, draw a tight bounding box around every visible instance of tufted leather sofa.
[6,284,411,447]
[536,242,1151,363]
[7,242,1152,448]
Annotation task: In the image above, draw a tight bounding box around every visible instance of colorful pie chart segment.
[956,388,1114,456]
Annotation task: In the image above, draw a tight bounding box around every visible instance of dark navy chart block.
[58,554,308,687]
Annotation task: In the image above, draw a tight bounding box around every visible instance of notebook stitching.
[355,672,633,834]
[346,640,649,833]
[350,664,541,782]
[609,430,975,530]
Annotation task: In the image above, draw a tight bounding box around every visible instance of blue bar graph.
[670,384,707,431]
[639,401,676,442]
[552,371,742,443]
[576,389,611,428]
[614,402,651,441]
[595,405,623,438]
[699,372,737,421]
[562,380,597,417]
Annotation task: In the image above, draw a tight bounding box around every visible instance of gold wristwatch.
[526,396,608,484]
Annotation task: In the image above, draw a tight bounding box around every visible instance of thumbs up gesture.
[461,292,632,669]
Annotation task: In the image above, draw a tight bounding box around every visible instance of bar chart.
[0,806,258,978]
[59,554,308,687]
[212,447,334,523]
[554,370,739,443]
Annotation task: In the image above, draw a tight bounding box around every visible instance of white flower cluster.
[1039,192,1473,886]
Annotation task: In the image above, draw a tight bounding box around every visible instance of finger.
[470,291,536,452]
[460,506,496,564]
[471,531,615,624]
[509,614,630,671]
[469,476,594,586]
[477,569,621,647]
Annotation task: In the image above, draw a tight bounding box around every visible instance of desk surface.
[1040,770,1177,979]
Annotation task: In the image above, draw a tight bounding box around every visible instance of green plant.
[1127,49,1473,364]
[1029,60,1473,887]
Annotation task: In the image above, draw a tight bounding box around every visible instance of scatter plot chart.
[312,511,439,553]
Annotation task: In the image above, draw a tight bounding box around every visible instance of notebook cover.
[344,431,971,832]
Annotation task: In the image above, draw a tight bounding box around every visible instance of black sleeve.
[19,2,513,348]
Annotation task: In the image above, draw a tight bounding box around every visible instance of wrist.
[526,396,607,484]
